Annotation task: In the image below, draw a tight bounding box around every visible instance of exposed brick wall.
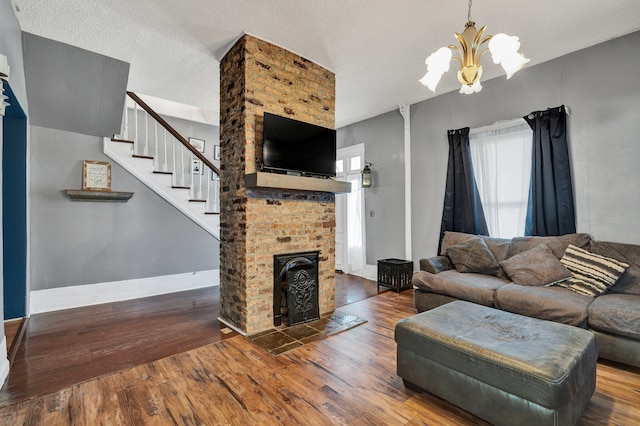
[219,35,336,335]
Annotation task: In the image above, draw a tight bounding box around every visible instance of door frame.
[336,144,367,277]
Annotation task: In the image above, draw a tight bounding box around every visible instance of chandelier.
[419,0,529,94]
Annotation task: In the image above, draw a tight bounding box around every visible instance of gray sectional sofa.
[413,231,640,368]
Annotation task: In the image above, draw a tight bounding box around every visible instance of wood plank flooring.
[0,273,380,407]
[334,271,379,306]
[3,319,23,352]
[1,277,639,424]
[0,286,238,406]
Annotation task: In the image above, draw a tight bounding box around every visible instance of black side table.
[377,259,413,293]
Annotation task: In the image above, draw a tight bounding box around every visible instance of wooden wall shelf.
[245,172,351,194]
[63,189,134,202]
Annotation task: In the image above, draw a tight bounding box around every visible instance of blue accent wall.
[3,83,27,319]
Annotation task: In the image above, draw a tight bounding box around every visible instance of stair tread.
[111,138,134,144]
[107,96,219,238]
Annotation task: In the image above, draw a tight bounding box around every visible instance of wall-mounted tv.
[262,112,336,178]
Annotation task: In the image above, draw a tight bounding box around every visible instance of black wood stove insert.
[273,251,320,327]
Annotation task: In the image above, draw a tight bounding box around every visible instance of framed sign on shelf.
[189,137,205,153]
[82,160,112,192]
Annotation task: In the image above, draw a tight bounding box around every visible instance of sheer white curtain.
[470,120,532,238]
[347,174,363,272]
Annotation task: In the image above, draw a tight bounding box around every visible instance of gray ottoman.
[395,301,597,426]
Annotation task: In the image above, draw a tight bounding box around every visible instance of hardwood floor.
[0,286,238,406]
[0,273,380,406]
[334,271,380,306]
[1,277,639,424]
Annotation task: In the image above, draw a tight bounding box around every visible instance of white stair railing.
[114,92,220,214]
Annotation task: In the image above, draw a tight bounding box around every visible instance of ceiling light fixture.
[419,0,529,94]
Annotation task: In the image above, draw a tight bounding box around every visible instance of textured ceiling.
[10,0,640,128]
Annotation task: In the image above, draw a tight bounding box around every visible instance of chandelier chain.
[468,0,473,23]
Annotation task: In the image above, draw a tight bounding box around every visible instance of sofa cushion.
[447,237,500,276]
[495,283,594,327]
[412,270,508,307]
[440,231,511,263]
[419,255,453,274]
[590,241,640,295]
[508,233,592,259]
[500,244,572,286]
[588,294,640,340]
[557,245,629,297]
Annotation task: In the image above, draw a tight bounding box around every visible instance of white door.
[335,144,366,276]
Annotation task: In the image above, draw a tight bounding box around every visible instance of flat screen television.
[262,112,336,178]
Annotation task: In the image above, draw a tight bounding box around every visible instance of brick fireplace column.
[219,35,336,335]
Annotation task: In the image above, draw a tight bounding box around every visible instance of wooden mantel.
[244,172,351,194]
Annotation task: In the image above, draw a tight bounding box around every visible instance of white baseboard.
[345,264,378,281]
[30,269,220,314]
[0,337,9,388]
[362,264,377,281]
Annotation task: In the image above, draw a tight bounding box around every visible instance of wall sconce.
[361,163,373,188]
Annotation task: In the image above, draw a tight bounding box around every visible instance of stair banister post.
[154,121,158,171]
[198,163,204,200]
[179,143,185,187]
[189,152,194,199]
[215,174,220,213]
[134,103,138,154]
[144,111,149,156]
[124,103,129,140]
[163,129,168,172]
[171,136,176,186]
[207,169,211,211]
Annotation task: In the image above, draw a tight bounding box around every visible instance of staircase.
[104,92,220,238]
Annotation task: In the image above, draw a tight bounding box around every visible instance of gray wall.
[29,125,219,291]
[22,33,129,138]
[338,30,640,265]
[164,115,220,169]
[337,109,405,264]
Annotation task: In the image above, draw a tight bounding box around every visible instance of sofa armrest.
[419,256,454,274]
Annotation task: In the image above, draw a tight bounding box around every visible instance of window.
[349,155,361,172]
[469,120,532,238]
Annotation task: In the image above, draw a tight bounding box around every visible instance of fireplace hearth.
[273,251,320,326]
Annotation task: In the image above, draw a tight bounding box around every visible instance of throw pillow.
[589,241,640,295]
[447,236,500,276]
[508,233,592,259]
[557,244,630,297]
[500,244,572,286]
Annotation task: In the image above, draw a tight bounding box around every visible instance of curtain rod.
[469,117,526,135]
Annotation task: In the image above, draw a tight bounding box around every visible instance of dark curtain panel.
[439,127,489,248]
[524,105,576,236]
